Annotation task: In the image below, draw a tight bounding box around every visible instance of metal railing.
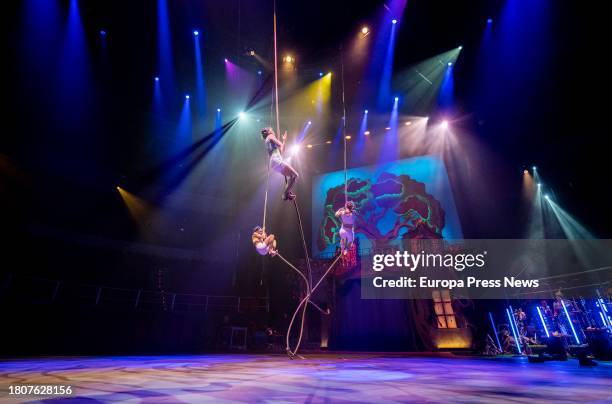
[0,274,269,314]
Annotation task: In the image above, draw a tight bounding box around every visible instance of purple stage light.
[257,70,262,75]
[392,19,397,24]
[365,109,368,114]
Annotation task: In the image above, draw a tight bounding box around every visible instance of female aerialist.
[335,201,356,255]
[261,127,299,201]
[252,226,278,256]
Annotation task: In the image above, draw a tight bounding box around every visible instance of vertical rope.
[273,0,280,136]
[341,46,347,202]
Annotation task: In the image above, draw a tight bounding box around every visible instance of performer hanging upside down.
[335,201,356,255]
[252,226,278,256]
[261,127,299,200]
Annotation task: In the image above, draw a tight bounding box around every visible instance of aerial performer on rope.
[335,200,356,255]
[252,226,278,256]
[260,127,299,201]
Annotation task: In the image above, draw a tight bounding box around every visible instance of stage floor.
[1,353,611,403]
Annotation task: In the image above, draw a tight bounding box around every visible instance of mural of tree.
[317,172,446,252]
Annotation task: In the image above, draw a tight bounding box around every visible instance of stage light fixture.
[364,131,370,135]
[394,96,399,102]
[257,70,262,75]
[249,50,255,56]
[533,166,537,170]
[193,30,199,36]
[487,18,493,24]
[100,30,107,36]
[385,127,391,130]
[289,144,301,156]
[441,120,449,129]
[217,108,221,112]
[154,76,159,82]
[326,140,332,144]
[448,62,453,67]
[364,109,369,114]
[537,183,541,187]
[307,144,313,149]
[185,94,190,100]
[238,112,245,119]
[345,135,352,140]
[319,71,324,77]
[224,58,228,62]
[523,169,528,175]
[284,55,293,63]
[458,45,463,50]
[544,194,549,199]
[392,19,397,24]
[405,121,412,126]
[308,121,312,125]
[361,26,369,34]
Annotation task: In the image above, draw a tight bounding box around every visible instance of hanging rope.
[340,44,348,204]
[258,0,341,359]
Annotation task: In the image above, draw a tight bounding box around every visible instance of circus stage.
[1,354,610,402]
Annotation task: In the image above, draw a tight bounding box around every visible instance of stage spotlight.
[284,55,293,63]
[289,144,301,156]
[448,62,453,67]
[405,121,412,126]
[538,183,542,187]
[392,19,398,24]
[364,130,370,135]
[365,109,369,114]
[319,71,324,77]
[533,166,537,170]
[394,96,399,102]
[524,169,528,175]
[154,76,159,82]
[249,50,255,56]
[224,58,228,62]
[193,30,199,36]
[238,112,245,119]
[217,108,221,112]
[345,135,352,140]
[307,144,313,149]
[458,45,463,50]
[326,140,332,144]
[361,26,369,35]
[441,120,449,129]
[308,121,312,125]
[487,18,493,24]
[257,70,262,75]
[385,127,391,130]
[544,194,550,200]
[100,30,107,36]
[185,94,190,100]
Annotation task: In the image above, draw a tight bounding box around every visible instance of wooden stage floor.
[1,353,611,403]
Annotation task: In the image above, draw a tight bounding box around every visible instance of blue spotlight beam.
[506,307,522,354]
[194,32,207,118]
[561,299,580,344]
[157,0,175,96]
[536,306,550,338]
[488,312,503,352]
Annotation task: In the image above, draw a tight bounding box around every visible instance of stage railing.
[0,274,269,314]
